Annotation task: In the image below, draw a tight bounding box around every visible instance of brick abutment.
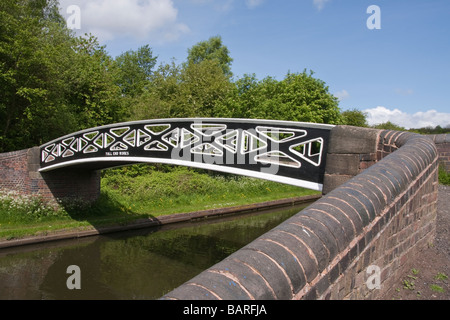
[0,147,100,205]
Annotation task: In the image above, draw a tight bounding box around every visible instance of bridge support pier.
[323,126,380,194]
[0,147,100,205]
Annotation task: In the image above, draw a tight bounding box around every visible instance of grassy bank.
[101,165,318,216]
[0,165,319,240]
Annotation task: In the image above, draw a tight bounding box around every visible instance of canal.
[0,202,312,300]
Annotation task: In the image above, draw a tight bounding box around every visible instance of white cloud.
[364,106,450,129]
[246,0,265,9]
[59,0,189,42]
[313,0,331,11]
[335,89,350,101]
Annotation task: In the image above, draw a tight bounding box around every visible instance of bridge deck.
[39,118,335,191]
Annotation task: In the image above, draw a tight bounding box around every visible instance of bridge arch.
[39,118,334,193]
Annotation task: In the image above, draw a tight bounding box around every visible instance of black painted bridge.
[39,118,334,191]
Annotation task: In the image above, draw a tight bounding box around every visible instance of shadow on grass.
[58,192,158,232]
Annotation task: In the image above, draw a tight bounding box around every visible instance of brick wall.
[322,126,405,194]
[429,134,450,172]
[0,147,100,204]
[0,149,30,194]
[323,126,380,194]
[162,127,438,300]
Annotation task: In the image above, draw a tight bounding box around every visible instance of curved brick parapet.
[429,133,450,172]
[162,128,439,300]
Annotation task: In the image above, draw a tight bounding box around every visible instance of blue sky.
[59,0,450,129]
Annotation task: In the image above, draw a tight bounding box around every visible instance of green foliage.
[114,44,157,98]
[372,121,406,131]
[341,108,369,127]
[67,35,127,130]
[438,165,450,185]
[0,190,68,224]
[177,59,235,117]
[101,165,317,215]
[434,272,448,281]
[0,0,70,150]
[0,0,126,152]
[409,125,450,134]
[216,71,343,124]
[429,284,444,293]
[128,58,235,120]
[186,35,233,77]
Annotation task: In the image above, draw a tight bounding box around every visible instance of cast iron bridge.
[39,119,334,191]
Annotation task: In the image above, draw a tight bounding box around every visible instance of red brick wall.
[0,147,100,204]
[429,134,450,172]
[0,149,32,194]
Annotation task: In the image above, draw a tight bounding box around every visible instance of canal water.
[0,202,311,300]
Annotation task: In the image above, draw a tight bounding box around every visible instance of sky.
[58,0,450,129]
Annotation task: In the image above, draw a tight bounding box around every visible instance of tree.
[114,45,157,98]
[177,59,234,117]
[341,109,369,127]
[216,70,343,124]
[0,0,127,151]
[127,60,182,120]
[0,0,75,151]
[372,121,406,131]
[275,71,342,124]
[66,35,126,130]
[128,46,235,120]
[186,36,233,77]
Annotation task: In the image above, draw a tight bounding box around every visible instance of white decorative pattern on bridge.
[39,119,334,191]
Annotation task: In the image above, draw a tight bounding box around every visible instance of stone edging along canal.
[0,194,321,250]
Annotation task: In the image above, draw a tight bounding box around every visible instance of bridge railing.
[39,118,335,191]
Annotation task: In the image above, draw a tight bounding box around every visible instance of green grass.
[0,190,140,240]
[430,284,445,293]
[434,272,448,281]
[0,165,319,240]
[438,165,450,185]
[100,166,318,216]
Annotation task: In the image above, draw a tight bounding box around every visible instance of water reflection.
[0,203,310,300]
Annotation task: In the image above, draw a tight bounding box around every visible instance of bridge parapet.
[429,133,450,172]
[162,128,439,300]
